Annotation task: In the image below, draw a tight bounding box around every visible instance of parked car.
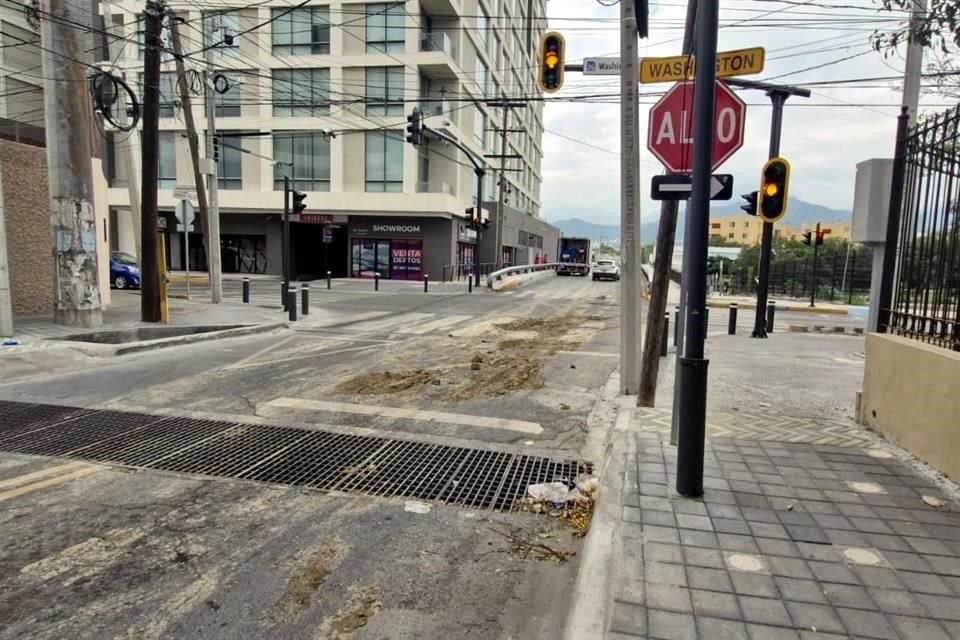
[110,251,141,289]
[592,259,620,282]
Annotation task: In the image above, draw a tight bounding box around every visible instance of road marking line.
[347,312,436,332]
[224,332,299,370]
[400,314,472,335]
[556,350,618,358]
[0,462,91,490]
[226,343,381,371]
[262,397,544,435]
[0,466,100,503]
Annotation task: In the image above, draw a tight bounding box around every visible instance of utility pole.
[675,0,719,497]
[494,104,511,269]
[168,17,211,276]
[619,0,642,395]
[204,47,223,303]
[0,164,12,337]
[40,0,103,327]
[139,0,163,322]
[902,0,927,127]
[810,222,821,307]
[640,0,698,409]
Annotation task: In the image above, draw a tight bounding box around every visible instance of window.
[741,233,748,239]
[365,131,403,192]
[273,132,331,191]
[366,67,404,116]
[212,72,241,117]
[729,222,735,228]
[138,72,177,118]
[272,7,329,55]
[272,69,329,116]
[728,232,735,239]
[137,13,172,61]
[366,3,405,53]
[475,53,487,94]
[203,10,240,56]
[217,135,242,190]
[474,107,485,146]
[158,131,176,189]
[477,7,489,49]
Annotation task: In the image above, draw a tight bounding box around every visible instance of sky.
[539,0,941,225]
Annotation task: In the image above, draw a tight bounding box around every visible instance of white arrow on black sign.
[651,174,734,201]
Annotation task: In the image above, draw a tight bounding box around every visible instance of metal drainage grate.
[0,401,591,512]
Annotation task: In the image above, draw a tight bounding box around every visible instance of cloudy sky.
[539,0,943,225]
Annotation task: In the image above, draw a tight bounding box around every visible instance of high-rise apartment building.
[94,0,557,279]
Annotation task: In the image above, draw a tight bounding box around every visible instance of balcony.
[416,181,455,195]
[420,32,455,58]
[419,98,451,117]
[418,32,458,79]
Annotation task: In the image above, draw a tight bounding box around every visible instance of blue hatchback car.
[110,251,141,289]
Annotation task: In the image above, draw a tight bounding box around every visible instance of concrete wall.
[0,139,53,315]
[860,333,960,481]
[478,205,562,265]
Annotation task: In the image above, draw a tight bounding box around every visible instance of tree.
[873,0,960,52]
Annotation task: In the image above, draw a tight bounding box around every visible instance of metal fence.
[888,106,960,351]
[728,251,872,303]
[441,262,497,282]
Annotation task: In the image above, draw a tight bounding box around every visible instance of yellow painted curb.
[706,300,848,315]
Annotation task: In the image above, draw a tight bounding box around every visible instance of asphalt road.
[0,274,621,640]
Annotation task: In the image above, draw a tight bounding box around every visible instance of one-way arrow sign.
[651,174,734,201]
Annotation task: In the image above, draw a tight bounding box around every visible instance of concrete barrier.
[490,268,557,291]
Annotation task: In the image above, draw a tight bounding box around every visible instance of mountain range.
[550,197,852,244]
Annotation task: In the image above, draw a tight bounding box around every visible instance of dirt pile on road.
[334,311,597,401]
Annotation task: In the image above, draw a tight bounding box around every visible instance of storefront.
[348,216,462,280]
[456,222,478,273]
[350,219,424,280]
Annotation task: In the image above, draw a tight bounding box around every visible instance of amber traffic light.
[758,157,791,223]
[539,32,565,93]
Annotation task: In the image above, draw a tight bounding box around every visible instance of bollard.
[301,283,309,316]
[242,277,250,304]
[673,306,680,347]
[326,270,331,290]
[288,288,298,322]
[767,302,777,334]
[281,280,288,310]
[424,274,429,293]
[661,314,669,358]
[728,303,738,335]
[374,273,379,291]
[468,274,473,293]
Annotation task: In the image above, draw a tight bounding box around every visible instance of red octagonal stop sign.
[647,80,747,174]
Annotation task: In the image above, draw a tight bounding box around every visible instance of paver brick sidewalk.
[598,423,960,640]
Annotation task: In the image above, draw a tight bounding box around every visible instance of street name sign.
[639,47,765,84]
[651,174,734,201]
[647,81,747,173]
[583,57,622,75]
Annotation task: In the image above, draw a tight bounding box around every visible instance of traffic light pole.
[810,222,821,308]
[282,176,290,308]
[751,91,788,338]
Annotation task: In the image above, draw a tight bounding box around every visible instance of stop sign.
[647,81,747,174]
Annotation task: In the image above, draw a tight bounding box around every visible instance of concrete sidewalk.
[566,407,960,640]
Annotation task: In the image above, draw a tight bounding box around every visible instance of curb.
[51,323,288,357]
[706,299,849,315]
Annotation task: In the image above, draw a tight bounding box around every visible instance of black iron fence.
[728,250,873,304]
[888,106,960,351]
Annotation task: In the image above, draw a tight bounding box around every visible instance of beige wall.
[860,333,960,481]
[0,139,53,315]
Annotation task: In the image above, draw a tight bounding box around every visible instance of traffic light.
[212,135,220,162]
[539,32,565,93]
[815,230,825,246]
[802,231,812,246]
[758,157,790,222]
[292,190,307,215]
[406,107,424,146]
[740,191,758,216]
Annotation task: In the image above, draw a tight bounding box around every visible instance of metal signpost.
[175,199,195,300]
